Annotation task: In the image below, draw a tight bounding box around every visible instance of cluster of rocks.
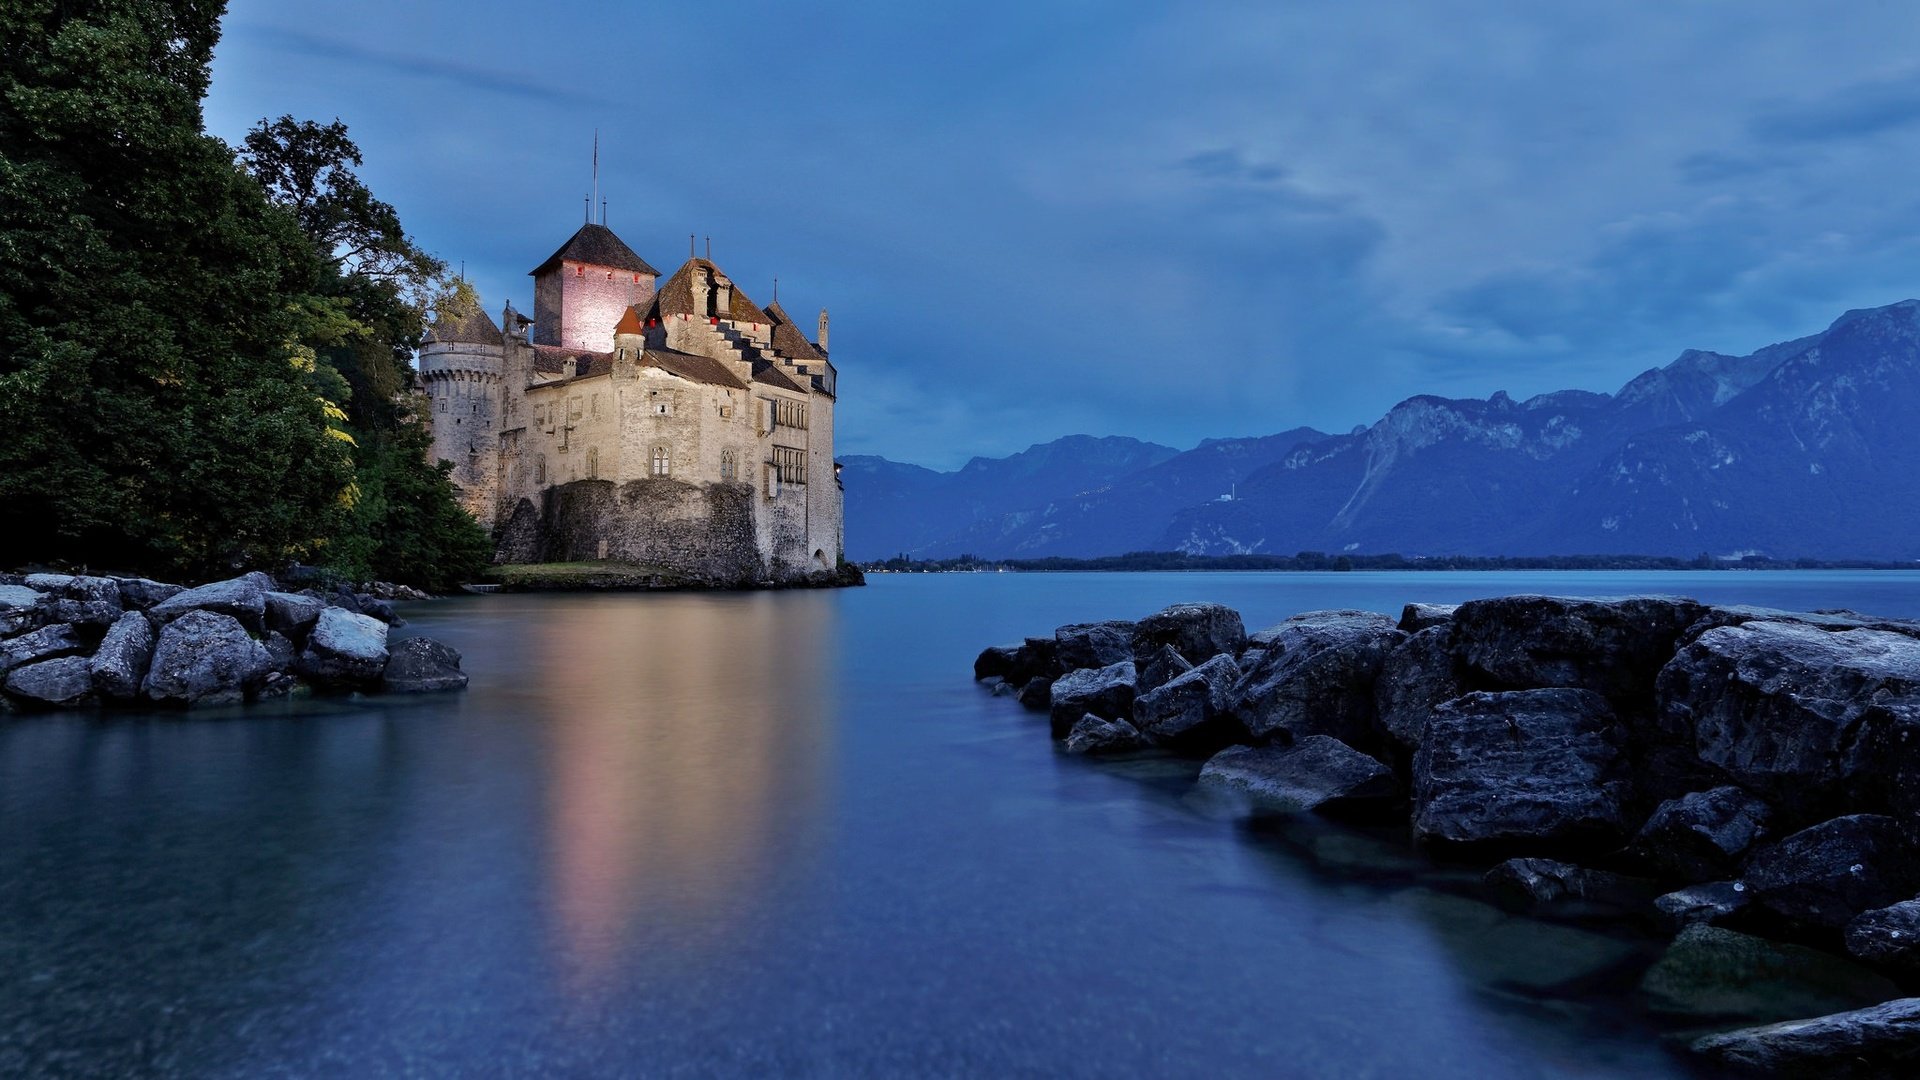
[1,571,467,711]
[977,596,1920,1076]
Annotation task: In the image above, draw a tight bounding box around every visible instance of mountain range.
[844,300,1920,562]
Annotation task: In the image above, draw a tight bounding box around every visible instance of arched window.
[720,449,737,481]
[651,446,670,477]
[586,446,599,479]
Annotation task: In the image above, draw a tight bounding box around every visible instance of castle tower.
[530,223,660,352]
[419,300,507,523]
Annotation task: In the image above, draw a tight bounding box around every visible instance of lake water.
[7,571,1920,1077]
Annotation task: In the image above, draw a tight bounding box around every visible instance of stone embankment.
[1,571,467,711]
[977,596,1920,1077]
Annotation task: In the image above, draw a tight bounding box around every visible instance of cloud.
[1749,69,1920,145]
[232,24,597,107]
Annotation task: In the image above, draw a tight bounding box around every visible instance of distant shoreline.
[860,552,1920,574]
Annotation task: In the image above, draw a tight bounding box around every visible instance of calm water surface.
[7,571,1920,1077]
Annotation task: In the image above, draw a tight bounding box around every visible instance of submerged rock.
[1196,736,1398,815]
[1845,900,1920,971]
[142,610,271,705]
[1643,924,1899,1024]
[1129,603,1246,666]
[1690,996,1920,1078]
[1483,858,1662,914]
[1411,688,1630,850]
[1743,814,1920,931]
[1063,713,1146,756]
[1655,882,1754,932]
[1231,610,1403,747]
[1132,653,1241,750]
[380,637,468,694]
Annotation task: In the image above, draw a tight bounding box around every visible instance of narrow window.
[651,446,670,477]
[535,456,547,485]
[586,447,599,479]
[720,449,737,481]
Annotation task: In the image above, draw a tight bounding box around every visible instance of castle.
[417,222,844,586]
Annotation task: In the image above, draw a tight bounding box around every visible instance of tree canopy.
[0,0,489,589]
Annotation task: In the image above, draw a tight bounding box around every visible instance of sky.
[203,0,1920,470]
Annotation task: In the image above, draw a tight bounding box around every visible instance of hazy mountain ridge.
[847,300,1920,561]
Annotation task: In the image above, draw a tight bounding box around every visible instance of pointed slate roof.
[764,300,825,361]
[425,301,502,345]
[751,358,807,393]
[529,223,661,277]
[645,257,774,325]
[646,347,749,389]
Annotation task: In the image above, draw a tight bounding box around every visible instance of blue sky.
[204,0,1920,469]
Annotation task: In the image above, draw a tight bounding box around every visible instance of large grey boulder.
[265,591,326,639]
[1743,815,1920,930]
[1690,996,1920,1078]
[1016,676,1053,711]
[28,573,118,602]
[1196,736,1398,815]
[1063,713,1145,756]
[116,577,184,611]
[142,610,271,705]
[150,572,273,631]
[1656,621,1920,822]
[1129,603,1246,666]
[1398,603,1458,633]
[1845,899,1920,971]
[1230,610,1404,747]
[1452,594,1707,702]
[380,637,468,694]
[973,643,1022,682]
[1626,786,1773,882]
[88,611,156,700]
[1411,688,1631,849]
[1374,625,1462,751]
[1135,643,1194,695]
[0,584,48,637]
[1048,660,1135,737]
[1132,653,1242,750]
[1643,924,1899,1024]
[1483,858,1662,914]
[296,607,390,686]
[0,623,87,677]
[4,656,96,707]
[1054,621,1135,673]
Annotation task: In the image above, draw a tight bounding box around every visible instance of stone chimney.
[817,308,830,353]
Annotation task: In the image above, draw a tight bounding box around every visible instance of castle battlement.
[420,222,843,585]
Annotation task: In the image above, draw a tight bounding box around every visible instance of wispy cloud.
[1748,69,1920,145]
[232,24,598,107]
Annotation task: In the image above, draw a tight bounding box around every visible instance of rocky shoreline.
[977,596,1920,1077]
[2,571,467,711]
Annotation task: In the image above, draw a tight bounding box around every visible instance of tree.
[237,115,491,589]
[0,0,355,576]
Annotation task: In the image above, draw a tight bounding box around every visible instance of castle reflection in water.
[525,592,838,993]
